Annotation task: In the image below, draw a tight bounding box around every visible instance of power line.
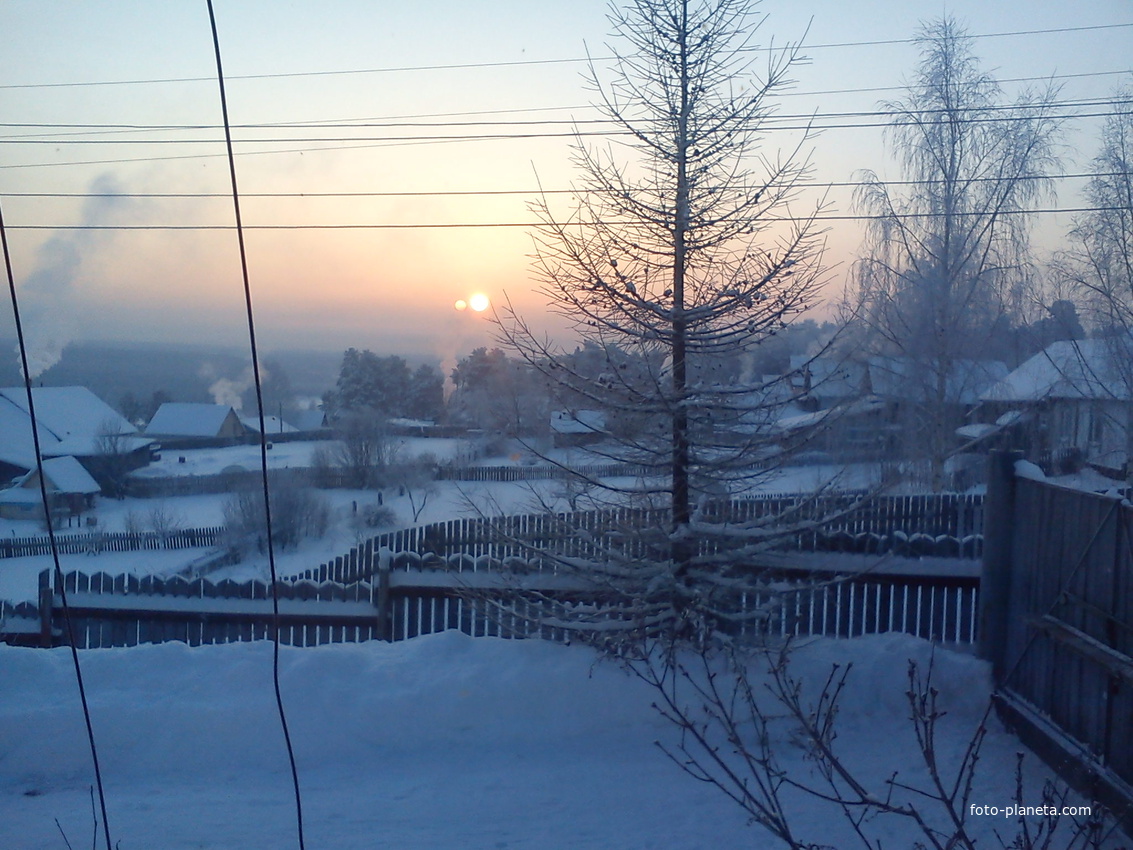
[0,197,115,850]
[2,94,1127,140]
[0,171,1121,201]
[204,2,306,849]
[0,21,1129,91]
[3,206,1120,232]
[0,106,1127,174]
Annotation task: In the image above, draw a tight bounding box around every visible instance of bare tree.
[1064,91,1133,335]
[330,409,400,489]
[223,476,330,555]
[636,639,1116,849]
[1053,92,1133,477]
[394,454,439,522]
[93,418,139,498]
[851,16,1062,489]
[498,0,830,604]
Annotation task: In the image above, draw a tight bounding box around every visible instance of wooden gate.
[982,453,1133,833]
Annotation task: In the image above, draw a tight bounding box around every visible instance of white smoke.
[207,366,267,413]
[16,173,132,378]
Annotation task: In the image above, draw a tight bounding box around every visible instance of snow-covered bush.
[222,480,330,554]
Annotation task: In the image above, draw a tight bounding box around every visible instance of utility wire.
[2,206,1122,233]
[0,104,1127,173]
[2,102,1130,145]
[1,171,1122,200]
[2,93,1128,138]
[0,201,114,850]
[1,112,1129,173]
[205,2,306,848]
[0,21,1129,91]
[2,65,1129,140]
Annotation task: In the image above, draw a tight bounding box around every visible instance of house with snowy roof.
[293,408,329,432]
[145,403,248,446]
[773,354,1007,463]
[550,409,607,447]
[240,414,299,436]
[0,386,153,487]
[973,338,1133,475]
[0,455,101,521]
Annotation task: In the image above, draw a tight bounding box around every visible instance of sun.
[469,293,491,312]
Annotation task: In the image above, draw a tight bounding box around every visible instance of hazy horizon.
[1,0,1130,368]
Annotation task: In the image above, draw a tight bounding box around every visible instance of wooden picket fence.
[0,526,224,559]
[7,562,979,650]
[290,493,985,585]
[126,460,654,498]
[434,462,657,482]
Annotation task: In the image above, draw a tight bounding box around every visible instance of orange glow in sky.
[0,0,1127,359]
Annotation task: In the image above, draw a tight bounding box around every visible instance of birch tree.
[851,16,1062,488]
[1056,93,1133,475]
[1063,93,1133,335]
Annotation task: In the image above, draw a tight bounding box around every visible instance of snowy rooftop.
[982,339,1132,402]
[35,455,101,494]
[0,387,146,470]
[777,395,888,433]
[293,409,328,430]
[146,403,243,437]
[551,409,607,434]
[240,414,299,434]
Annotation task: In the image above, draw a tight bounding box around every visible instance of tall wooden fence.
[981,454,1133,835]
[3,563,978,651]
[289,493,985,585]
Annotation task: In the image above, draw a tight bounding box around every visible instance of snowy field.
[2,631,1120,850]
[131,437,473,479]
[0,476,585,603]
[0,438,884,605]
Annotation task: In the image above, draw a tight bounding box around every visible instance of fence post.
[38,569,53,647]
[979,449,1021,681]
[374,547,392,641]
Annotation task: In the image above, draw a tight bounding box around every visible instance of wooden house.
[145,403,248,446]
[976,339,1132,476]
[0,455,101,521]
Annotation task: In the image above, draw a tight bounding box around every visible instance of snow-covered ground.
[0,437,884,605]
[1,632,1118,850]
[132,437,473,479]
[0,478,569,603]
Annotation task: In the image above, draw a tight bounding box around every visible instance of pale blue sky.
[0,0,1129,363]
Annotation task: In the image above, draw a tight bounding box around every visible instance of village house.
[292,408,329,433]
[973,338,1132,477]
[0,455,101,522]
[550,409,608,448]
[0,386,153,489]
[776,355,1008,464]
[240,414,299,436]
[145,402,248,447]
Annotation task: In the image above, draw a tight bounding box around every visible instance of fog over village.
[1,1,1131,848]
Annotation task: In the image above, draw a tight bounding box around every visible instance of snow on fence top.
[290,493,986,585]
[0,526,224,559]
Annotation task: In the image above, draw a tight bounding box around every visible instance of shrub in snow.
[349,502,397,539]
[223,479,330,555]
